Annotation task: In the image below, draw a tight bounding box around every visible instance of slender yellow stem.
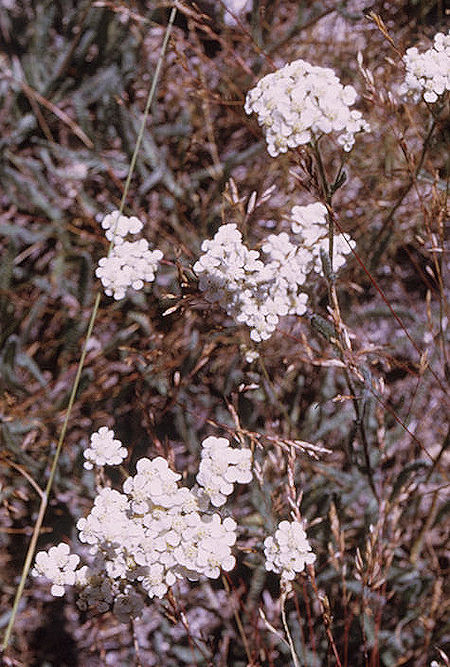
[281,589,302,667]
[1,6,177,652]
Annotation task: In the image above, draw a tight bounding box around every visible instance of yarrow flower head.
[245,58,370,157]
[32,542,80,597]
[196,436,253,506]
[264,520,316,584]
[290,203,355,273]
[195,208,355,340]
[290,202,328,238]
[400,30,450,104]
[123,455,182,513]
[83,427,128,470]
[101,210,143,245]
[193,223,309,342]
[96,211,163,300]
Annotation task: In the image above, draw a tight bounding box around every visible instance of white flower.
[194,224,310,342]
[33,543,80,597]
[196,436,253,507]
[140,562,169,599]
[240,345,260,363]
[37,437,244,618]
[96,211,163,300]
[196,537,236,578]
[193,515,237,578]
[400,30,450,104]
[264,520,316,582]
[96,242,163,300]
[83,427,127,470]
[291,203,328,236]
[315,234,355,272]
[225,448,253,483]
[290,203,355,273]
[123,456,181,512]
[76,487,131,547]
[101,210,143,245]
[245,59,370,157]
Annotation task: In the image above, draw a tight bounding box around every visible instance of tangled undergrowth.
[0,1,448,665]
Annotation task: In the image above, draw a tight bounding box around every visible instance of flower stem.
[310,141,379,500]
[281,589,301,667]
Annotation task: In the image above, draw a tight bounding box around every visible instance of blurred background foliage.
[0,0,448,665]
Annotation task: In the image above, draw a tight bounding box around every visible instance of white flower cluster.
[32,543,80,597]
[264,520,316,583]
[83,427,128,470]
[245,58,370,156]
[196,436,253,507]
[193,223,309,342]
[101,210,144,245]
[400,30,450,104]
[194,206,355,340]
[95,211,163,300]
[290,203,355,272]
[34,434,253,621]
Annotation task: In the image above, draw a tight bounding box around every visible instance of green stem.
[1,6,177,652]
[312,138,331,205]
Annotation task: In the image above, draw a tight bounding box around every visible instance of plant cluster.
[34,432,254,622]
[0,2,448,665]
[400,29,450,103]
[244,58,370,155]
[95,211,163,300]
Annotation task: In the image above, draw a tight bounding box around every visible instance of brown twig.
[4,66,94,148]
[308,564,343,667]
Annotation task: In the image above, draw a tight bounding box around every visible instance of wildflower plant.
[83,427,128,470]
[264,520,316,586]
[33,435,251,620]
[290,203,355,272]
[245,58,370,156]
[194,203,355,340]
[400,30,450,103]
[196,435,253,506]
[193,223,310,341]
[2,4,449,666]
[32,544,80,598]
[95,210,163,300]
